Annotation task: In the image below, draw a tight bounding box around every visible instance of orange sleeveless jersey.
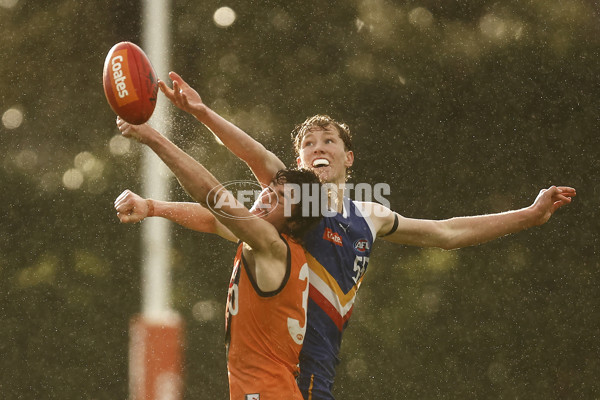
[225,234,309,400]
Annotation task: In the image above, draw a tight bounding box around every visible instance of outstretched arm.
[116,118,290,292]
[360,186,576,250]
[113,189,237,242]
[158,71,285,186]
[116,117,283,252]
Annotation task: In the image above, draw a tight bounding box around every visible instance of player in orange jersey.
[114,118,322,400]
[119,73,576,400]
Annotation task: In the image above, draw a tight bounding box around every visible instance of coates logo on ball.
[102,41,158,125]
[108,50,138,105]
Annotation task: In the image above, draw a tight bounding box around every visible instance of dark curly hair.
[272,168,322,244]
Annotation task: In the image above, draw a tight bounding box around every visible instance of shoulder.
[354,200,393,216]
[243,236,290,293]
[354,201,397,237]
[253,235,289,261]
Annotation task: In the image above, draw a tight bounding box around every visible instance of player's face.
[250,183,294,232]
[296,125,354,184]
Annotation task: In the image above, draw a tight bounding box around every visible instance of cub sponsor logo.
[323,227,343,247]
[110,49,139,106]
[353,238,370,253]
[245,394,260,400]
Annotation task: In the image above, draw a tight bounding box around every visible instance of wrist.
[146,199,155,218]
[193,105,211,123]
[523,205,542,227]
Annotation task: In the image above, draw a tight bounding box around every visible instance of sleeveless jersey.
[226,234,310,400]
[297,198,376,400]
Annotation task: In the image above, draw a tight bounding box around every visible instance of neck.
[323,181,346,213]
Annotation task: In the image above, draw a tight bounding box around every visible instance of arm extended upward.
[116,118,282,253]
[158,71,285,186]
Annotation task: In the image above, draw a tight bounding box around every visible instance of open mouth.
[312,158,330,168]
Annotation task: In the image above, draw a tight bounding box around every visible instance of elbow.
[437,238,459,251]
[435,226,462,251]
[439,242,459,251]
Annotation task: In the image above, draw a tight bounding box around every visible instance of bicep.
[356,201,451,248]
[355,201,397,237]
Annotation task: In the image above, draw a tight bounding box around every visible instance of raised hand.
[531,186,576,226]
[158,71,207,117]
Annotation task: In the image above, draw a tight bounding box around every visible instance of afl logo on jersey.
[353,238,370,253]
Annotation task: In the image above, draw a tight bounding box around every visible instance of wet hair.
[272,168,322,243]
[291,114,353,156]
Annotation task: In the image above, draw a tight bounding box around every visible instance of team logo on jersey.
[323,227,343,247]
[353,238,370,253]
[245,394,260,400]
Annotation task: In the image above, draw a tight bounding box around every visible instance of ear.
[296,156,304,168]
[344,151,354,168]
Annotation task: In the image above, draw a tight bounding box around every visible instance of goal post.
[129,1,184,399]
[129,314,184,400]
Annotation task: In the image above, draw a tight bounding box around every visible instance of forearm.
[385,207,539,249]
[150,200,215,231]
[150,200,237,242]
[159,73,284,184]
[441,207,538,250]
[143,131,264,245]
[144,132,223,209]
[194,107,285,185]
[383,185,574,250]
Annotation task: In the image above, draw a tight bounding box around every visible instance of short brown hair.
[291,115,353,156]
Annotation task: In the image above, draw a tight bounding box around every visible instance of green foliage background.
[1,0,598,399]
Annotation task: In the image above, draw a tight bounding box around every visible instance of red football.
[103,41,158,125]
